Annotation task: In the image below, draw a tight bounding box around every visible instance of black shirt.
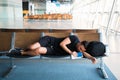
[39,35,80,55]
[53,35,80,54]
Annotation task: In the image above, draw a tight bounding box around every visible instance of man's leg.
[24,42,41,51]
[21,47,47,56]
[6,42,46,57]
[21,42,47,56]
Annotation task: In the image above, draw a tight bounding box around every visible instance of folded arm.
[60,37,73,55]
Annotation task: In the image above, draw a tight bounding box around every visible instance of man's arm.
[60,37,73,55]
[83,52,97,64]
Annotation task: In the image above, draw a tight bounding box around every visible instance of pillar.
[0,0,23,28]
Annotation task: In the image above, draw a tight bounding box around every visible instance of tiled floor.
[104,54,120,79]
[101,29,120,79]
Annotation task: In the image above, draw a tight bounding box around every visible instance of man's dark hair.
[81,41,89,49]
[86,41,106,57]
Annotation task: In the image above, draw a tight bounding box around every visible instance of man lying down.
[0,35,106,64]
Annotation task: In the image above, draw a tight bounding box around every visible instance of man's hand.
[72,51,78,57]
[90,57,97,64]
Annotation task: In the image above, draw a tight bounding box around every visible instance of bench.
[14,32,100,49]
[0,30,108,79]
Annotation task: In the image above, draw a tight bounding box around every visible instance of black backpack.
[86,41,106,57]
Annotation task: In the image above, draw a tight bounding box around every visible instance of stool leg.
[2,49,16,78]
[2,57,16,78]
[98,57,108,79]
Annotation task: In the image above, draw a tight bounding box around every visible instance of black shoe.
[6,49,21,57]
[15,47,23,51]
[0,52,4,56]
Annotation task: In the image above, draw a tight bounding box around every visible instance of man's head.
[77,41,89,52]
[86,41,106,57]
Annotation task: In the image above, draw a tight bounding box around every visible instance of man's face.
[78,45,86,52]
